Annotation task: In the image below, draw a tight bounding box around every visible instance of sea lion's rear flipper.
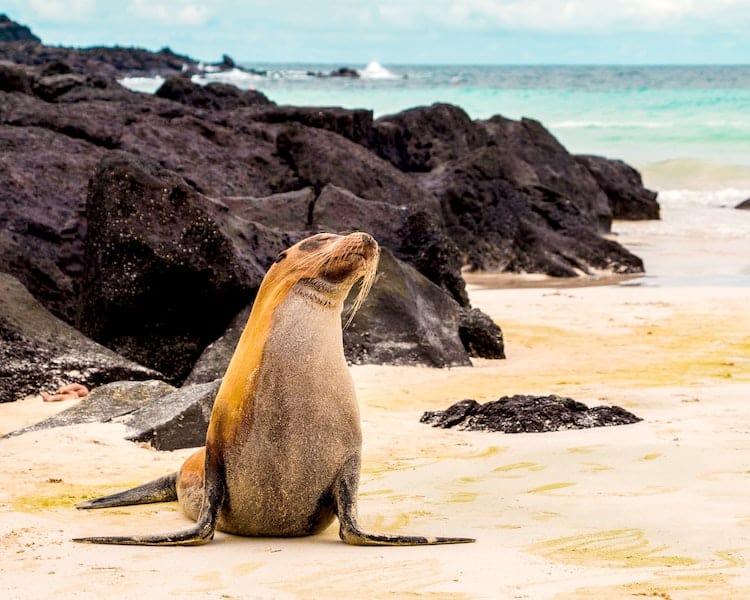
[76,473,178,509]
[73,451,225,546]
[334,456,475,546]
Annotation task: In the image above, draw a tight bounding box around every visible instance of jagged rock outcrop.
[78,151,291,383]
[372,103,488,172]
[0,273,161,403]
[342,248,472,367]
[155,75,273,110]
[576,155,660,220]
[420,143,644,276]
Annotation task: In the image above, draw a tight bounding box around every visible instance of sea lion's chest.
[219,294,361,533]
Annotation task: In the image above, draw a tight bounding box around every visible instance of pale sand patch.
[1,282,749,599]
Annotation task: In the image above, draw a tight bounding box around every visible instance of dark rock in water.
[484,116,613,232]
[0,274,162,403]
[0,14,40,43]
[155,75,273,110]
[329,67,359,78]
[343,249,471,367]
[576,155,660,220]
[421,145,644,276]
[123,380,220,450]
[421,395,641,432]
[78,151,289,383]
[3,380,175,436]
[458,308,505,359]
[735,198,750,210]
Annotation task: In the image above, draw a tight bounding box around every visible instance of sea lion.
[74,232,474,546]
[41,383,89,402]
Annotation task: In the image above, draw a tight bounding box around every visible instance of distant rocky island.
[0,15,659,420]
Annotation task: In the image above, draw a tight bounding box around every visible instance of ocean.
[121,63,750,286]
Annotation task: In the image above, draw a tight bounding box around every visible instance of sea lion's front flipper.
[334,456,475,546]
[73,450,225,546]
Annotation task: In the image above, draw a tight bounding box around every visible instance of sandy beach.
[2,207,750,599]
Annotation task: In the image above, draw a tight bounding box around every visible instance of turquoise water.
[238,63,750,174]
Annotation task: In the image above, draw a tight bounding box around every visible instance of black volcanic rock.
[245,105,374,147]
[3,380,175,435]
[155,75,273,110]
[0,41,197,78]
[0,273,161,403]
[0,14,40,43]
[343,248,471,367]
[78,151,290,383]
[421,395,642,432]
[480,116,613,231]
[183,305,251,385]
[0,61,33,93]
[372,103,488,172]
[420,145,644,276]
[458,308,505,359]
[576,155,660,220]
[276,122,441,213]
[735,198,750,210]
[123,379,221,450]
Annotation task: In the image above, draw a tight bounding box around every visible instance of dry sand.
[2,251,750,598]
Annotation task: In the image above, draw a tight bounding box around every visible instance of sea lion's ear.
[274,251,287,264]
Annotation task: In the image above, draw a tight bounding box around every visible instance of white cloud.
[375,0,750,33]
[29,0,96,21]
[128,0,212,26]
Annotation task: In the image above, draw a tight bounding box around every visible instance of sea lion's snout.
[348,231,379,262]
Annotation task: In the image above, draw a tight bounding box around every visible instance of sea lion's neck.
[294,278,339,309]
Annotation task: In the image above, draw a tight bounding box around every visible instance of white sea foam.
[359,61,399,80]
[119,75,165,94]
[659,188,750,209]
[191,68,263,89]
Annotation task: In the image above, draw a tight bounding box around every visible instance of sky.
[4,0,750,65]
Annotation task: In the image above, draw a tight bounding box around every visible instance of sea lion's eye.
[274,252,287,263]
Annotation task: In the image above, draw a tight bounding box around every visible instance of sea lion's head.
[261,232,380,324]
